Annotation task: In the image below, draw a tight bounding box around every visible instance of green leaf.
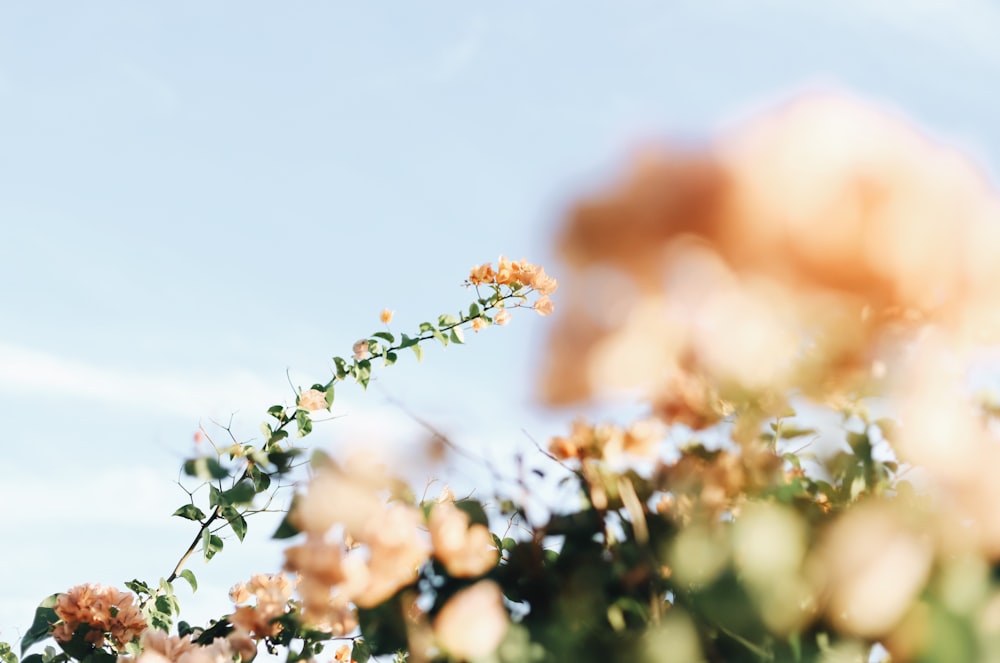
[333,356,349,379]
[410,343,423,363]
[432,328,449,347]
[0,642,17,663]
[372,331,395,344]
[273,510,301,540]
[124,580,151,596]
[449,326,465,344]
[178,570,198,593]
[203,533,224,561]
[383,351,397,367]
[172,504,206,521]
[419,322,435,333]
[247,465,271,492]
[438,314,459,327]
[21,595,58,655]
[399,333,419,349]
[183,457,229,481]
[352,640,372,663]
[469,302,481,317]
[454,499,489,528]
[267,405,286,420]
[221,480,256,505]
[222,505,248,542]
[356,359,372,390]
[208,485,223,509]
[295,408,313,437]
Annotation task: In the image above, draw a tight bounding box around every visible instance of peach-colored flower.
[54,584,147,650]
[533,296,555,316]
[352,339,370,361]
[380,308,394,324]
[334,644,354,663]
[469,262,495,285]
[493,309,511,326]
[298,388,328,412]
[528,267,559,295]
[434,581,509,659]
[429,502,499,577]
[471,317,488,333]
[229,582,251,605]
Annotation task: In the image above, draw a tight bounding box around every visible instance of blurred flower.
[429,502,499,577]
[533,296,554,316]
[298,388,328,412]
[434,581,509,659]
[380,308,394,324]
[352,340,370,361]
[494,308,511,326]
[471,317,488,333]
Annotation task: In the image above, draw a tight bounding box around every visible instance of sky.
[4,0,1000,651]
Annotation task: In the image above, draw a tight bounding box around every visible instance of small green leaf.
[172,504,206,521]
[221,480,256,506]
[208,485,223,509]
[438,314,459,327]
[183,457,229,481]
[372,331,395,344]
[410,344,423,363]
[203,533,224,561]
[432,329,448,347]
[332,356,349,379]
[178,570,198,593]
[21,595,59,655]
[352,640,372,663]
[272,511,301,540]
[469,302,481,317]
[383,351,397,367]
[295,409,313,437]
[399,333,419,349]
[222,505,248,542]
[450,327,465,344]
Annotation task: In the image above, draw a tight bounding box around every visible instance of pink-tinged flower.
[494,309,511,326]
[434,581,509,659]
[352,339,370,361]
[54,584,147,650]
[298,388,328,412]
[533,296,555,316]
[471,317,488,333]
[380,308,394,324]
[228,582,251,605]
[429,502,499,577]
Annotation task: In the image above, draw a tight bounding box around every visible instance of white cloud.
[0,341,279,420]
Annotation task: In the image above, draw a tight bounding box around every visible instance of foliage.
[9,92,1000,663]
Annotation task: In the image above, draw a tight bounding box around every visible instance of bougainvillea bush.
[9,90,1000,663]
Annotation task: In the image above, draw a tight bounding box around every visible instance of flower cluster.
[124,630,249,663]
[468,255,558,316]
[227,574,294,642]
[52,584,147,650]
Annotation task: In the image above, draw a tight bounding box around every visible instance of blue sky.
[4,0,1000,648]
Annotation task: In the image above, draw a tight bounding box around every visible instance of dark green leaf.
[183,457,228,481]
[172,504,206,521]
[222,505,248,542]
[221,480,256,506]
[21,595,58,655]
[399,333,419,348]
[178,570,197,593]
[352,640,372,663]
[372,332,395,344]
[450,327,465,344]
[272,510,301,540]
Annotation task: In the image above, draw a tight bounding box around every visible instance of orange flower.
[380,308,394,324]
[493,309,511,326]
[469,263,494,285]
[533,296,555,316]
[471,317,488,333]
